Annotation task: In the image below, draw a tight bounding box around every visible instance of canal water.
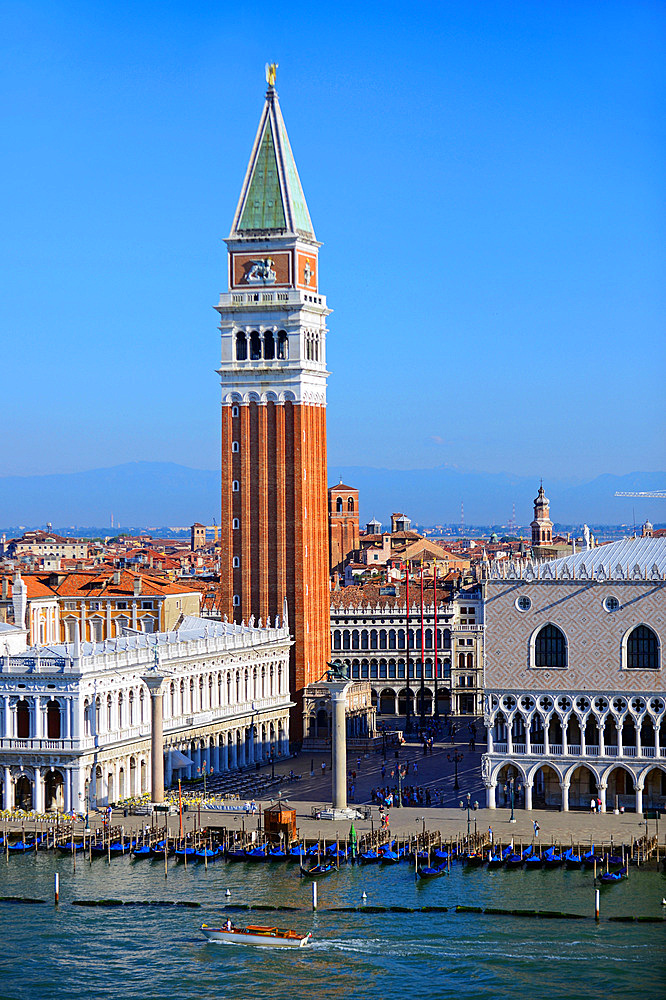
[0,852,664,1000]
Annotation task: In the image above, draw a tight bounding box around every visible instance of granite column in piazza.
[142,673,165,803]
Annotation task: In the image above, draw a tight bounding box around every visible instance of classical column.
[3,767,11,810]
[560,780,570,812]
[212,741,220,773]
[326,681,351,812]
[635,723,642,758]
[562,718,568,756]
[506,718,513,755]
[635,783,643,815]
[543,718,550,756]
[485,782,496,809]
[599,784,607,813]
[64,770,72,813]
[524,781,533,811]
[617,717,624,758]
[34,767,43,813]
[141,672,165,803]
[656,723,661,759]
[3,696,10,739]
[486,723,494,754]
[34,696,43,739]
[580,718,586,756]
[221,738,229,771]
[164,749,173,789]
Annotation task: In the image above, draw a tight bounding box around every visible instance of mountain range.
[1,462,663,530]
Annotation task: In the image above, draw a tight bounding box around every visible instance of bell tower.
[216,68,331,736]
[531,482,553,548]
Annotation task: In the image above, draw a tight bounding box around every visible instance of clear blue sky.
[2,1,664,479]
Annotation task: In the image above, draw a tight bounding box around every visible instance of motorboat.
[201,922,312,948]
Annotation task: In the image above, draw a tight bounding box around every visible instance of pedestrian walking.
[321,761,326,776]
[488,826,493,844]
[533,820,540,838]
[590,797,596,814]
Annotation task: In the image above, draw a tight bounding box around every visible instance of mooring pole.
[54,872,59,905]
[595,888,600,922]
[312,881,317,910]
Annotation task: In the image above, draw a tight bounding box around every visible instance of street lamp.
[448,749,464,791]
[198,761,213,799]
[504,776,521,823]
[466,791,471,838]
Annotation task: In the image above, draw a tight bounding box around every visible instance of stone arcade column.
[142,672,165,804]
[524,781,533,811]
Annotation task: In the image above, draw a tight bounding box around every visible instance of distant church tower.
[216,68,330,735]
[531,482,553,548]
[328,481,360,576]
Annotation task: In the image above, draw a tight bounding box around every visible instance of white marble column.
[485,781,496,809]
[635,784,643,815]
[3,696,10,739]
[64,771,72,813]
[560,781,570,812]
[142,673,165,803]
[330,683,351,811]
[599,784,607,813]
[34,767,43,813]
[524,781,533,811]
[34,696,43,739]
[3,767,12,810]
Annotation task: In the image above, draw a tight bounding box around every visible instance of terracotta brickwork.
[484,579,666,693]
[328,483,360,575]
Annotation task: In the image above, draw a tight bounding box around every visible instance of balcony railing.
[550,744,563,755]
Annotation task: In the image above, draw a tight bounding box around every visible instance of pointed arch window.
[533,624,567,668]
[626,625,659,670]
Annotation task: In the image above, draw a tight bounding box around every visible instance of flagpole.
[420,559,426,730]
[433,561,439,720]
[405,564,412,735]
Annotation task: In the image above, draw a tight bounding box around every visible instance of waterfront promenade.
[2,737,660,851]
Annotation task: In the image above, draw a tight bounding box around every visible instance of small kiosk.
[263,801,297,845]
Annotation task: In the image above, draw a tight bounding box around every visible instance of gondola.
[417,864,446,879]
[543,849,563,869]
[245,847,269,862]
[288,844,307,860]
[327,844,347,860]
[90,842,108,856]
[110,840,136,854]
[266,847,287,861]
[196,847,222,862]
[464,852,486,867]
[487,852,503,868]
[132,843,152,857]
[225,848,247,861]
[600,866,627,883]
[58,841,85,853]
[8,840,36,852]
[299,862,334,877]
[604,854,624,868]
[174,846,198,860]
[564,848,582,869]
[380,849,401,865]
[524,852,543,869]
[504,852,523,869]
[582,847,602,868]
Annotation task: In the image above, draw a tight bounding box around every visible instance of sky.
[2,0,665,482]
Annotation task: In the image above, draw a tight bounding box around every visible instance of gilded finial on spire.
[265,62,278,88]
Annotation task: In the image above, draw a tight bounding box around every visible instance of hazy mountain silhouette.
[0,462,663,529]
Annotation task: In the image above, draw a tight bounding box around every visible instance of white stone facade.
[331,588,484,720]
[0,616,292,814]
[482,537,666,813]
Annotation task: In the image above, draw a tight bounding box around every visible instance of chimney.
[133,576,141,597]
[113,570,121,586]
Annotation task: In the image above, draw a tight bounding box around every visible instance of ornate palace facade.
[0,616,291,812]
[482,536,666,813]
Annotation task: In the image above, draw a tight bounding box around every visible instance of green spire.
[238,119,286,232]
[231,84,315,240]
